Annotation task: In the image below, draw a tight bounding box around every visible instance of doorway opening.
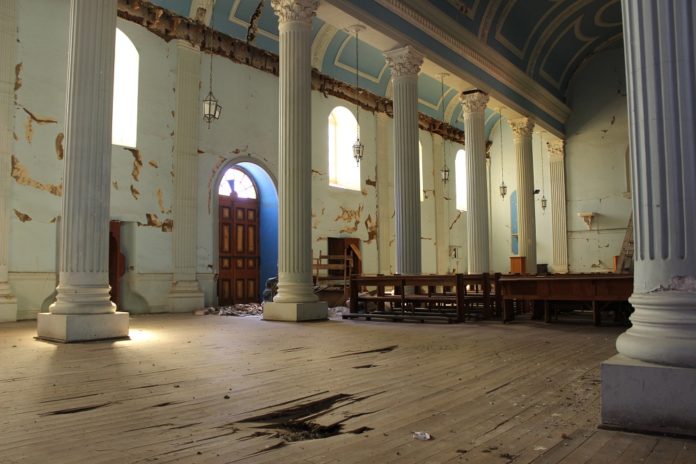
[216,161,278,305]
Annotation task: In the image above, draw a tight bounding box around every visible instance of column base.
[601,354,696,437]
[36,312,130,343]
[167,281,204,313]
[0,296,17,322]
[263,301,328,322]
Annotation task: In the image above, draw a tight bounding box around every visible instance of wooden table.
[498,274,633,325]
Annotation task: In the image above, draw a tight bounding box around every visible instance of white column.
[602,0,696,436]
[168,40,204,312]
[547,140,568,273]
[460,90,490,274]
[0,0,18,322]
[509,118,536,274]
[375,112,394,274]
[384,46,423,275]
[37,0,128,342]
[264,0,326,321]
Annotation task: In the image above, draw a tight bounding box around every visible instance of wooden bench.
[344,273,496,323]
[498,273,633,325]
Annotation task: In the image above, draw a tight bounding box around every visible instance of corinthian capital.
[271,0,318,24]
[508,117,535,141]
[546,139,565,161]
[384,46,423,79]
[460,90,489,114]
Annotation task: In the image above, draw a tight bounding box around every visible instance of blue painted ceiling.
[146,0,623,137]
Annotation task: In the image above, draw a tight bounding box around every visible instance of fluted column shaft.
[433,135,448,274]
[385,46,423,275]
[547,140,568,273]
[509,118,536,274]
[168,40,204,311]
[616,0,696,368]
[49,0,117,316]
[461,91,490,274]
[0,0,18,321]
[375,112,394,274]
[271,0,318,303]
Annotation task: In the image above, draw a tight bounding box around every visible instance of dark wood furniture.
[344,273,497,323]
[510,256,526,274]
[498,274,633,325]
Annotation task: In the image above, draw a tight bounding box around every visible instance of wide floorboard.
[0,314,692,463]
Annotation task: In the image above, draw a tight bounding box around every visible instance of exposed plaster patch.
[365,178,377,187]
[137,213,173,232]
[363,215,377,244]
[335,205,363,234]
[113,181,119,190]
[11,155,63,196]
[55,133,64,160]
[156,188,171,214]
[449,211,462,230]
[148,160,159,168]
[125,147,143,181]
[14,63,22,91]
[13,209,31,222]
[652,276,696,293]
[130,185,140,200]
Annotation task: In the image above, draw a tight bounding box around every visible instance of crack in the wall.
[13,209,31,222]
[11,155,62,196]
[148,160,159,168]
[14,63,22,91]
[55,133,64,160]
[449,211,462,230]
[22,108,57,144]
[130,184,140,200]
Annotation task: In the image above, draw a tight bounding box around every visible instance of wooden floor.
[1,314,693,463]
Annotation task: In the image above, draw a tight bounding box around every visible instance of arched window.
[112,28,139,148]
[419,141,424,202]
[328,106,360,190]
[455,149,467,211]
[219,167,257,199]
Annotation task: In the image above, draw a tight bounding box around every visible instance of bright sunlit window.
[218,167,257,199]
[419,141,424,202]
[112,28,139,148]
[455,149,467,211]
[328,106,360,190]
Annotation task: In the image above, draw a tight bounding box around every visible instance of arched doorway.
[215,161,278,305]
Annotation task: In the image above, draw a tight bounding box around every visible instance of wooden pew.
[498,274,633,325]
[344,273,494,323]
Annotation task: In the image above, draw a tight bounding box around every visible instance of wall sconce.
[578,211,595,229]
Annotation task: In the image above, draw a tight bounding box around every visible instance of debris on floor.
[193,304,263,317]
[328,306,349,319]
[412,431,432,440]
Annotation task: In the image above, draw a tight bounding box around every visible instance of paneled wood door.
[219,194,260,305]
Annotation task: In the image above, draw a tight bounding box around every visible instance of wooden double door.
[218,194,260,305]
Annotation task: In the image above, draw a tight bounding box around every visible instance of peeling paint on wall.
[14,63,22,91]
[311,207,325,229]
[55,133,64,160]
[148,160,158,168]
[13,209,32,222]
[112,181,119,190]
[137,213,173,232]
[130,184,140,199]
[156,188,171,214]
[365,178,377,187]
[311,169,322,175]
[11,155,63,196]
[364,214,377,244]
[125,147,143,181]
[335,205,363,234]
[449,211,462,230]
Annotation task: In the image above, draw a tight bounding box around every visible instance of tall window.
[419,141,424,202]
[112,28,139,148]
[219,167,257,199]
[455,149,467,211]
[328,106,360,190]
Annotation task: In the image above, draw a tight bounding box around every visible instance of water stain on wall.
[13,209,31,222]
[11,155,62,196]
[55,133,64,160]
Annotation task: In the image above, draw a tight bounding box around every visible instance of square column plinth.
[602,354,696,437]
[37,312,130,343]
[263,301,327,322]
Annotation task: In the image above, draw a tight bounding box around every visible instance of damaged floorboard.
[0,315,693,463]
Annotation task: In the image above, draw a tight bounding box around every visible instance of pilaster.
[38,0,128,342]
[375,112,394,274]
[264,0,326,321]
[168,40,204,312]
[384,45,423,275]
[602,0,696,436]
[509,118,536,274]
[460,90,490,274]
[0,0,18,321]
[547,140,568,273]
[433,134,448,274]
